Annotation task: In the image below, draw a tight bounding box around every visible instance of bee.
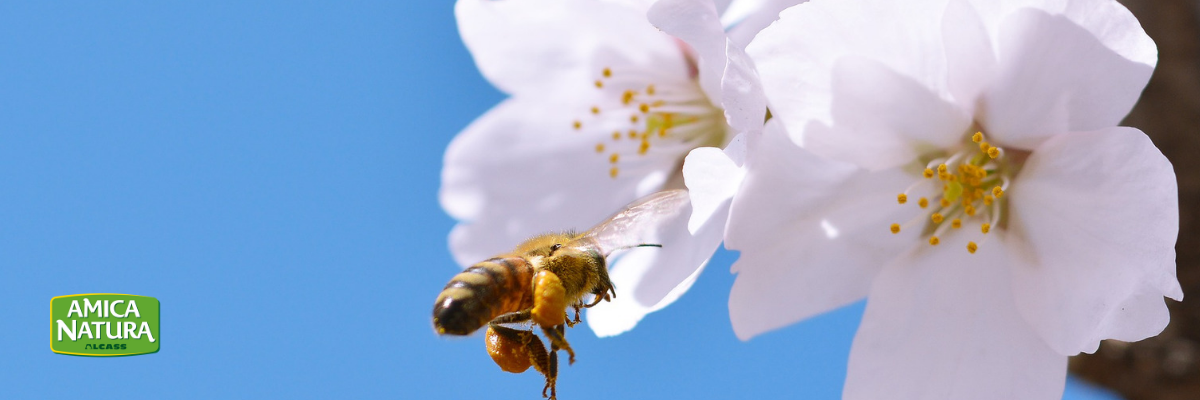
[432,189,690,399]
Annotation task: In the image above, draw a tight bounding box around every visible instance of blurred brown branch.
[1068,1,1200,399]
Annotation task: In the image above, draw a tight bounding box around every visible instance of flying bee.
[432,189,690,399]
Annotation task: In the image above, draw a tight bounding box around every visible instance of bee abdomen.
[433,257,534,336]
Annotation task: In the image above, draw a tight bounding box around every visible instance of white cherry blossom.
[442,0,800,336]
[685,0,1182,398]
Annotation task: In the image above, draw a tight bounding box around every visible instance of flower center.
[890,131,1013,254]
[572,66,726,178]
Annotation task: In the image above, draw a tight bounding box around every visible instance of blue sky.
[0,2,1118,399]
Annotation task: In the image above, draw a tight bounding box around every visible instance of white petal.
[724,120,915,340]
[801,56,970,170]
[845,235,1067,400]
[981,8,1155,149]
[440,97,676,266]
[682,142,744,234]
[721,0,809,49]
[648,0,726,103]
[456,0,683,97]
[719,41,767,135]
[749,0,951,161]
[942,0,995,113]
[587,198,723,336]
[1007,126,1180,355]
[964,0,1156,68]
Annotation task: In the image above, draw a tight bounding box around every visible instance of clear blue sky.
[0,2,1119,399]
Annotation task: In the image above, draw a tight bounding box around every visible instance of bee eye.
[550,244,562,253]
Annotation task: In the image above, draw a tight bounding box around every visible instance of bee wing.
[576,189,691,256]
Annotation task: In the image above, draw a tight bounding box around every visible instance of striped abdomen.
[433,257,535,336]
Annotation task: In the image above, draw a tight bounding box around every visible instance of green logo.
[50,294,160,357]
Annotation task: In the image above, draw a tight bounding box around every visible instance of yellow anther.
[972,132,983,143]
[979,141,989,152]
[939,198,950,207]
[992,186,1004,198]
[609,167,618,178]
[594,80,603,88]
[658,128,667,137]
[918,198,929,208]
[629,130,638,139]
[630,115,639,123]
[923,168,934,178]
[638,141,650,155]
[931,213,944,224]
[937,164,948,174]
[639,103,650,113]
[897,194,908,204]
[929,236,940,246]
[890,224,900,234]
[602,67,612,78]
[595,143,605,153]
[981,223,991,234]
[967,242,978,254]
[646,84,656,95]
[609,153,619,164]
[987,146,1001,159]
[591,106,600,115]
[965,205,976,216]
[622,90,635,105]
[573,120,582,130]
[951,219,962,229]
[612,131,621,140]
[983,196,993,206]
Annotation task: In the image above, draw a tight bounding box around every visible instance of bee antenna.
[636,243,663,248]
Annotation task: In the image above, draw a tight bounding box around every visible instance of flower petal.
[721,0,809,49]
[802,56,970,170]
[682,138,745,234]
[456,0,683,97]
[845,235,1067,400]
[719,41,768,135]
[587,198,723,336]
[648,0,726,103]
[981,7,1155,149]
[749,0,951,164]
[724,120,916,340]
[440,97,675,266]
[942,0,996,113]
[1007,126,1180,355]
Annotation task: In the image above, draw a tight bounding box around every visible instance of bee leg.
[595,263,617,300]
[542,324,575,365]
[566,304,582,327]
[490,309,533,325]
[489,324,557,400]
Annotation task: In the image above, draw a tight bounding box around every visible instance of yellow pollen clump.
[595,144,605,153]
[987,146,1001,159]
[890,224,900,234]
[918,198,929,208]
[967,242,978,254]
[638,140,650,155]
[591,106,600,115]
[940,198,951,207]
[622,90,635,105]
[630,115,639,123]
[602,67,612,78]
[981,223,991,234]
[951,218,962,229]
[972,132,983,143]
[965,205,976,216]
[983,196,993,206]
[992,186,1004,198]
[924,168,934,178]
[979,141,990,152]
[646,84,656,95]
[594,80,603,88]
[639,103,650,113]
[929,236,940,246]
[609,154,619,164]
[629,130,638,139]
[931,213,944,224]
[573,120,582,130]
[612,131,621,140]
[897,194,908,204]
[609,167,618,178]
[937,164,948,174]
